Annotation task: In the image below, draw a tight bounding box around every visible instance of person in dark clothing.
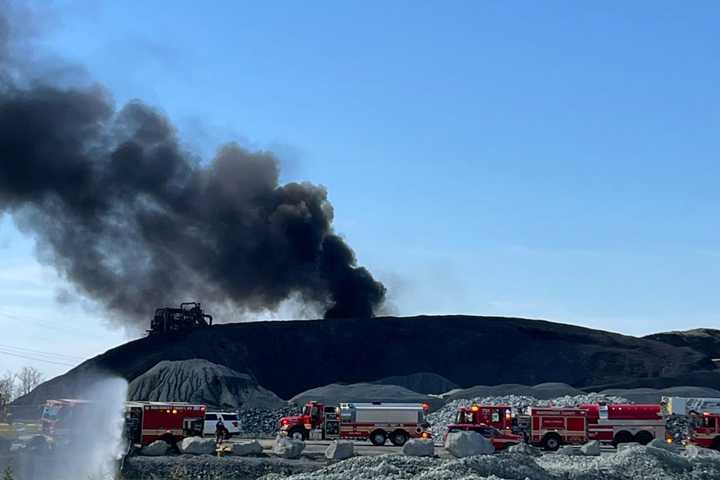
[215,419,229,443]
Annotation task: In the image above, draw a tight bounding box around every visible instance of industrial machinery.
[148,302,213,335]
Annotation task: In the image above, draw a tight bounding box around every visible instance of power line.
[0,343,84,361]
[0,348,76,367]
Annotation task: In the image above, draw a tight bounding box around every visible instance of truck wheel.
[712,437,720,451]
[634,431,653,445]
[288,428,307,441]
[370,430,387,446]
[542,433,561,451]
[612,431,633,447]
[390,430,408,446]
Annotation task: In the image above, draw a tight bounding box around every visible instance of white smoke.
[50,376,128,480]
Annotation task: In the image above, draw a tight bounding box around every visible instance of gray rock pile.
[237,404,302,436]
[427,393,630,439]
[128,359,285,411]
[256,444,720,480]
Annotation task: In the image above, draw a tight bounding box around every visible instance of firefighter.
[215,419,229,443]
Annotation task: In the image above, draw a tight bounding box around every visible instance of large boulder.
[507,442,542,457]
[683,445,720,458]
[444,431,494,457]
[230,440,263,456]
[325,440,354,460]
[273,436,305,459]
[557,445,582,456]
[141,440,171,456]
[179,436,216,455]
[580,440,601,456]
[402,438,435,457]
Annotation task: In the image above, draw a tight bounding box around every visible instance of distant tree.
[15,366,43,398]
[2,466,14,480]
[0,372,15,421]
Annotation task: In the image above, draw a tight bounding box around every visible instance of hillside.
[15,315,715,408]
[644,328,720,359]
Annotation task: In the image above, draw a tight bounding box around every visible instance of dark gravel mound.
[443,382,583,401]
[14,315,715,410]
[585,369,720,392]
[645,329,720,359]
[289,383,444,411]
[372,372,459,395]
[128,359,284,410]
[597,386,720,404]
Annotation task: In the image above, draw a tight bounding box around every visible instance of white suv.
[204,412,241,437]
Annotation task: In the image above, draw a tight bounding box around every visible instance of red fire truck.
[41,399,94,436]
[445,405,522,450]
[124,401,206,446]
[687,413,720,450]
[524,407,588,450]
[580,403,665,446]
[279,401,431,446]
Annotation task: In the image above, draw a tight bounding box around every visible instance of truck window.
[222,414,238,421]
[205,414,217,421]
[492,411,500,422]
[704,416,717,429]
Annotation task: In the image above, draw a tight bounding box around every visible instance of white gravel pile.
[258,446,720,480]
[427,393,630,439]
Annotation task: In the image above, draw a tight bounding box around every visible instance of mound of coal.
[14,315,715,410]
[584,369,720,393]
[127,359,284,410]
[289,383,444,411]
[372,372,459,395]
[645,329,720,359]
[442,382,583,401]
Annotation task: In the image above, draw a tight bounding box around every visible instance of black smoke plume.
[0,7,385,326]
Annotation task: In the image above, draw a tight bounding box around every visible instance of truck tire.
[612,431,633,447]
[288,427,307,441]
[370,430,387,446]
[634,431,653,445]
[390,430,409,446]
[542,433,561,451]
[712,437,720,451]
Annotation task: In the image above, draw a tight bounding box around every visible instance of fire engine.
[580,403,665,446]
[124,401,206,446]
[278,401,431,446]
[523,407,588,450]
[663,396,720,416]
[41,399,94,436]
[445,404,522,450]
[687,412,720,450]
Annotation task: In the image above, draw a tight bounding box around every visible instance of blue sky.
[2,0,720,379]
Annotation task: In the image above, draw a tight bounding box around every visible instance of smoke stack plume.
[0,7,385,326]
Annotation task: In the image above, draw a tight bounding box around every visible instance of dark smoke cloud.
[0,6,385,326]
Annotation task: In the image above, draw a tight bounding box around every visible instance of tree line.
[0,366,43,421]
